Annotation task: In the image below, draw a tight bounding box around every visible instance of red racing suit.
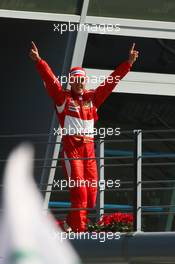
[36,59,131,232]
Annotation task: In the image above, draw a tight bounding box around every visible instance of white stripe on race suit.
[64,152,71,179]
[64,115,94,136]
[56,99,66,113]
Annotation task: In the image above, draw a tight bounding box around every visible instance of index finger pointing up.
[31,41,37,51]
[131,42,135,51]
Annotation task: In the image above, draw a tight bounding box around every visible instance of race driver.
[29,41,139,232]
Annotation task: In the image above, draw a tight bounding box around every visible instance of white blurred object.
[0,144,81,264]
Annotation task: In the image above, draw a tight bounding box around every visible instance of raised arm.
[29,41,65,105]
[94,43,139,108]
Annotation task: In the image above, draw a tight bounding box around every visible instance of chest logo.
[68,99,80,112]
[83,100,92,109]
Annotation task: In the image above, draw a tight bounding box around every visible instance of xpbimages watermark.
[53,179,120,190]
[52,230,121,243]
[53,22,120,35]
[54,74,120,86]
[53,127,121,138]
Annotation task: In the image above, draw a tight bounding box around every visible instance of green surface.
[0,0,82,14]
[88,0,175,22]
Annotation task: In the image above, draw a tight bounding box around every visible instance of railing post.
[96,139,105,221]
[133,130,142,232]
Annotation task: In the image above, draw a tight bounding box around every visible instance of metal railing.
[1,129,175,232]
